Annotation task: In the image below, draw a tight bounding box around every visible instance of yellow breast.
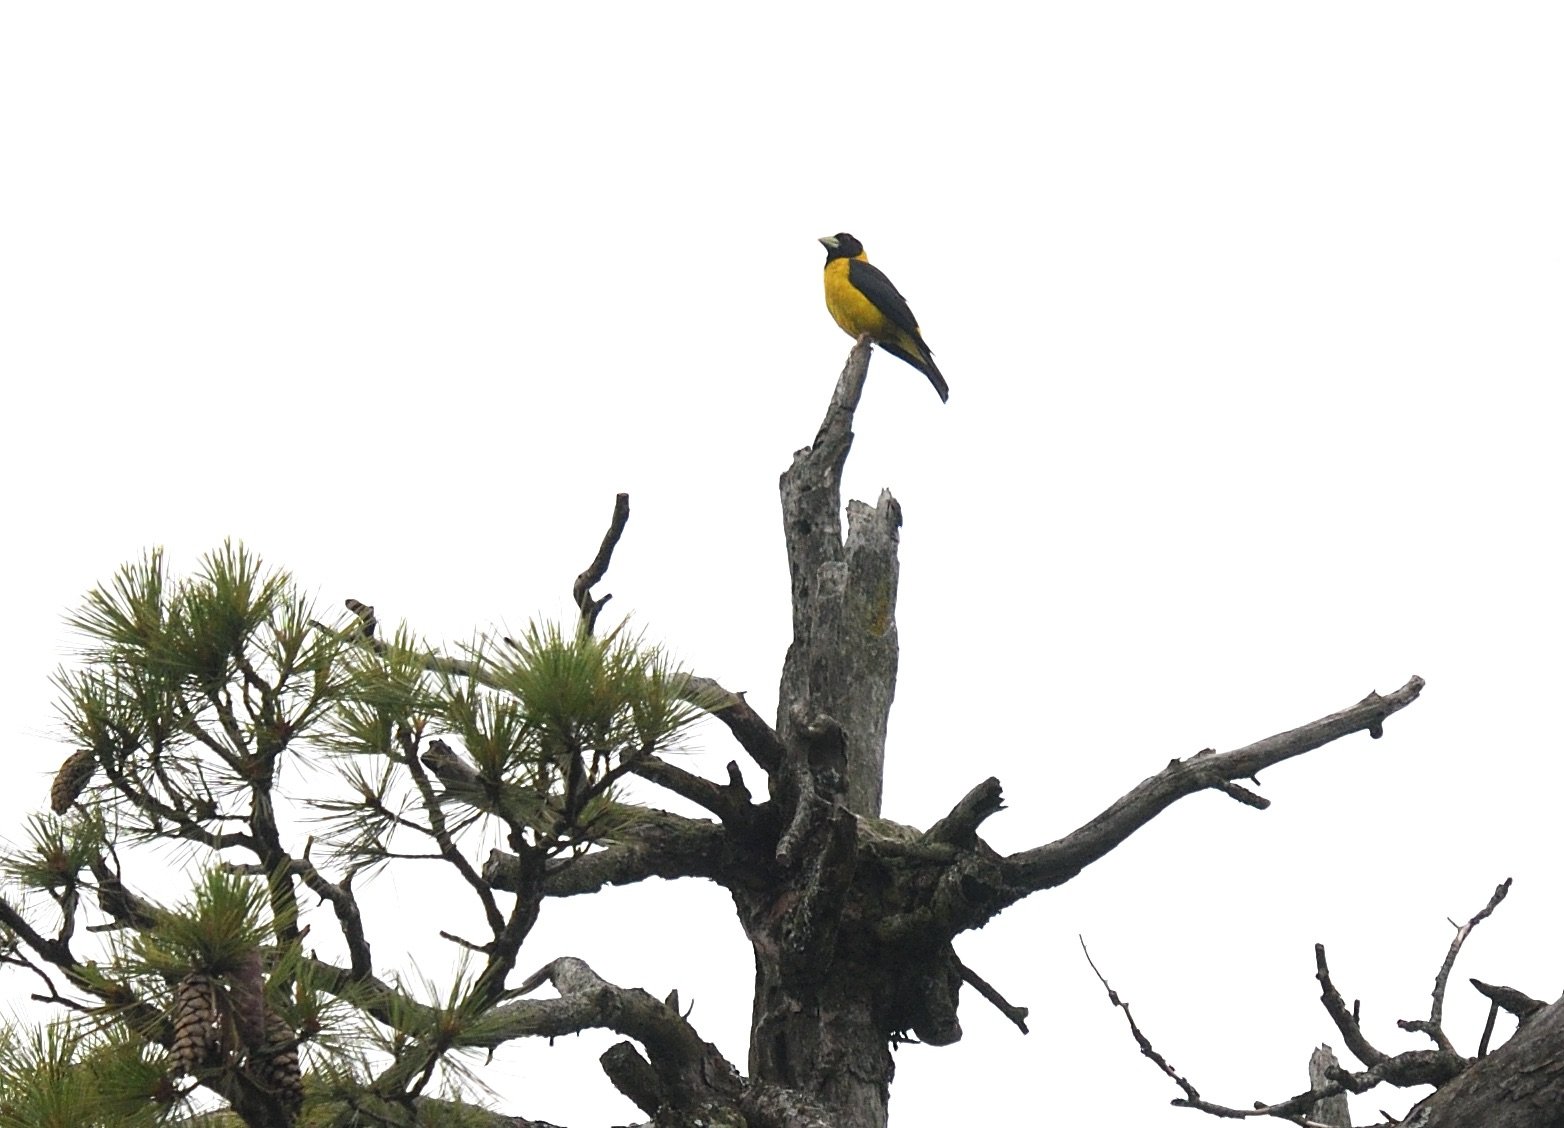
[823,257,890,340]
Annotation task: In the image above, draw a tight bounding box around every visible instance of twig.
[1476,1000,1499,1059]
[1316,943,1388,1067]
[574,493,631,633]
[1430,879,1511,1035]
[1087,937,1400,1124]
[1080,936,1202,1105]
[956,958,1028,1033]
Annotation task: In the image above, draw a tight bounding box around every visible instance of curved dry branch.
[1425,878,1511,1043]
[507,958,840,1128]
[685,674,786,773]
[1004,677,1424,893]
[1316,942,1389,1069]
[574,492,631,633]
[514,957,743,1110]
[629,752,758,828]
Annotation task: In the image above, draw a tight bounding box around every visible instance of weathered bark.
[777,340,899,818]
[1400,996,1564,1128]
[1308,1044,1352,1126]
[737,342,913,1128]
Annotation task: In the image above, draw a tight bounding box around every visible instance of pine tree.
[0,344,1546,1126]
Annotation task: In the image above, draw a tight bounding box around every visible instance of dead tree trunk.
[726,341,1420,1128]
[776,340,899,819]
[738,341,902,1127]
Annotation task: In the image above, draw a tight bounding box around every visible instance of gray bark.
[1309,1044,1352,1126]
[1401,996,1564,1128]
[777,341,899,817]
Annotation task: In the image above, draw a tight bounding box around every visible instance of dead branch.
[924,777,1005,846]
[1004,677,1425,893]
[515,956,744,1113]
[685,674,786,772]
[1316,943,1389,1068]
[1080,937,1203,1107]
[1088,931,1396,1123]
[1469,978,1545,1024]
[956,957,1029,1033]
[1103,883,1528,1124]
[629,753,757,827]
[573,492,631,632]
[1428,879,1511,1039]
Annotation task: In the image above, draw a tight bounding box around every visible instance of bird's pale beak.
[818,235,839,249]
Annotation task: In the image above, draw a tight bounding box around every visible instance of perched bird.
[819,232,948,402]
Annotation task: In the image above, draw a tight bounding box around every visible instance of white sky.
[2,4,1561,1125]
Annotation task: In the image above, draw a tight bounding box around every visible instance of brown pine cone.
[168,973,224,1077]
[50,748,97,813]
[255,1009,305,1109]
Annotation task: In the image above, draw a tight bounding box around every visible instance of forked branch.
[1097,879,1524,1123]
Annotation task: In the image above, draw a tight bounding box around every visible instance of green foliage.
[126,869,275,978]
[8,542,723,1124]
[51,542,349,830]
[68,544,285,695]
[0,1021,169,1127]
[315,618,713,854]
[488,620,706,765]
[0,812,106,892]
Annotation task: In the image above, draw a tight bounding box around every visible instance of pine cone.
[50,748,97,813]
[255,1009,305,1109]
[168,973,224,1077]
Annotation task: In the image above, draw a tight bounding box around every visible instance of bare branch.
[1092,937,1421,1123]
[1396,997,1564,1128]
[629,753,757,827]
[1080,937,1203,1106]
[574,492,630,633]
[514,956,743,1110]
[1316,943,1388,1068]
[686,675,785,773]
[956,957,1028,1034]
[924,777,1005,846]
[601,1040,660,1117]
[1429,879,1511,1036]
[401,735,505,936]
[1469,978,1546,1024]
[1005,677,1425,892]
[1477,999,1499,1060]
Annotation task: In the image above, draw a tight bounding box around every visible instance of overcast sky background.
[3,4,1561,1125]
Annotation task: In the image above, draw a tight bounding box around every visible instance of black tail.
[878,339,950,403]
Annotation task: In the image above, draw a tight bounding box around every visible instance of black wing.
[847,258,922,335]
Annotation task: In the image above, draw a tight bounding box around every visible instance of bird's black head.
[819,232,865,261]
